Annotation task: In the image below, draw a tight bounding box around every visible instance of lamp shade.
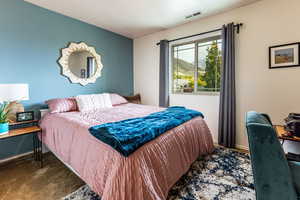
[0,84,29,102]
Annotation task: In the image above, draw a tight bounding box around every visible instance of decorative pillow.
[76,93,112,112]
[45,98,78,113]
[110,93,128,106]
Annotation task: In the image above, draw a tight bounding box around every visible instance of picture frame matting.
[269,42,300,69]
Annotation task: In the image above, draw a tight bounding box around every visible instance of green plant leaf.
[0,102,9,123]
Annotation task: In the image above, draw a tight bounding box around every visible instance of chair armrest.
[261,113,273,125]
[289,161,300,195]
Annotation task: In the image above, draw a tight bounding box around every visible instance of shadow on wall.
[25,104,48,120]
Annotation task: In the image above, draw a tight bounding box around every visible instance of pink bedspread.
[40,103,214,200]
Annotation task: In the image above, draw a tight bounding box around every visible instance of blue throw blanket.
[89,106,203,157]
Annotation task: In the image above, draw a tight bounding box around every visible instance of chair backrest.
[245,111,297,200]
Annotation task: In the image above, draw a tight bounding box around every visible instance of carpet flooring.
[0,153,84,200]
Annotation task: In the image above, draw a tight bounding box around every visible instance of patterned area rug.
[63,147,255,200]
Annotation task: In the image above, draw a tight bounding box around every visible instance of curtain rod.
[156,23,243,46]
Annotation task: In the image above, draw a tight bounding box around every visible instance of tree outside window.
[172,37,222,94]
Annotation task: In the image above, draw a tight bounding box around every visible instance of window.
[172,36,222,94]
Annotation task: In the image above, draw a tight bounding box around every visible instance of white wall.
[170,94,220,142]
[134,0,300,151]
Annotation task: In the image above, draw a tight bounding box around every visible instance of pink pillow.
[110,93,128,106]
[46,98,78,113]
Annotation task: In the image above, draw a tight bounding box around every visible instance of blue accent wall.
[0,0,133,159]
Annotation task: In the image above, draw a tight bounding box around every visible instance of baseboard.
[235,144,249,151]
[0,144,50,166]
[0,151,33,164]
[214,143,249,151]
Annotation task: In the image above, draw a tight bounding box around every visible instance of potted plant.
[0,103,9,135]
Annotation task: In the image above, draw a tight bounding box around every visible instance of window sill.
[171,92,220,96]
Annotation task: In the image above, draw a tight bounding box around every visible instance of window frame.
[170,35,222,96]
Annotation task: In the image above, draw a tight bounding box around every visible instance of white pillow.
[76,93,112,112]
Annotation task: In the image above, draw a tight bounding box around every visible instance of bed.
[40,102,214,200]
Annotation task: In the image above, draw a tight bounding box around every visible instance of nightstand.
[0,120,43,167]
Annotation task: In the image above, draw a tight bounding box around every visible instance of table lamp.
[0,84,29,122]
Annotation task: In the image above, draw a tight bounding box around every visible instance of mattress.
[40,103,214,200]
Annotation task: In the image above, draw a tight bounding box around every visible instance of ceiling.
[25,0,260,38]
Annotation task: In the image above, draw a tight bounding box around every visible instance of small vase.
[0,122,9,135]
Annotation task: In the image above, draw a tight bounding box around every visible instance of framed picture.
[269,42,300,69]
[16,111,34,122]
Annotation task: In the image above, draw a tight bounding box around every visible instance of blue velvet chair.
[245,111,300,200]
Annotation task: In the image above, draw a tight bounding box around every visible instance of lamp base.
[7,101,25,123]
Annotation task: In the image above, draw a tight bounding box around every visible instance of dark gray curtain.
[86,57,94,78]
[159,40,169,107]
[218,23,236,148]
